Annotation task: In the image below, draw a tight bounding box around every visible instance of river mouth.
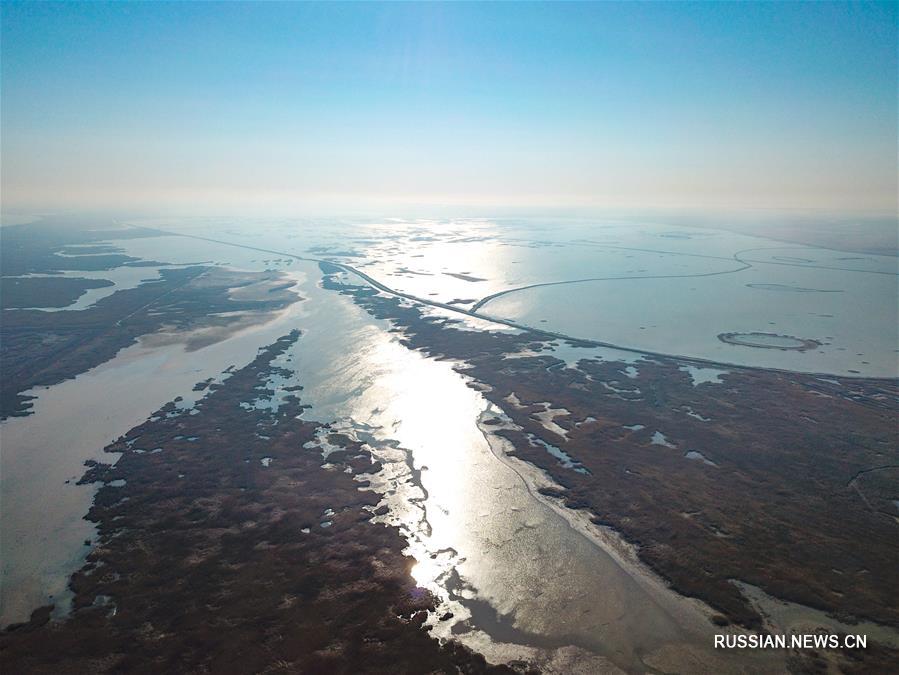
[4,219,895,672]
[272,262,785,673]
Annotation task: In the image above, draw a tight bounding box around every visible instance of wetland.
[2,216,897,673]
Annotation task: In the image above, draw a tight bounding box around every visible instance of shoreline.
[1,329,508,673]
[320,265,899,659]
[160,229,899,381]
[0,273,308,627]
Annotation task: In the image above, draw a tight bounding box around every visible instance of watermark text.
[715,634,866,650]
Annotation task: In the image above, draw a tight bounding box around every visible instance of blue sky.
[1,1,896,214]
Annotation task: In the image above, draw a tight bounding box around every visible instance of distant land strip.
[148,228,897,382]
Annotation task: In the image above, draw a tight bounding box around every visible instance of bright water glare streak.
[5,218,868,672]
[271,260,781,673]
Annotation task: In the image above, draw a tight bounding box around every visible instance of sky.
[1,1,896,216]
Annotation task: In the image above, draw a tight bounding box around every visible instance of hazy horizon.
[2,2,897,215]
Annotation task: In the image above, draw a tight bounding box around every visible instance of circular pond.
[718,332,821,351]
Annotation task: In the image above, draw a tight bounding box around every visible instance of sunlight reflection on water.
[3,217,852,672]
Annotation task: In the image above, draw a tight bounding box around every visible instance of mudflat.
[0,330,509,674]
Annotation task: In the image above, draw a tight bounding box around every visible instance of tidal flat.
[320,256,899,672]
[2,216,897,673]
[0,331,506,673]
